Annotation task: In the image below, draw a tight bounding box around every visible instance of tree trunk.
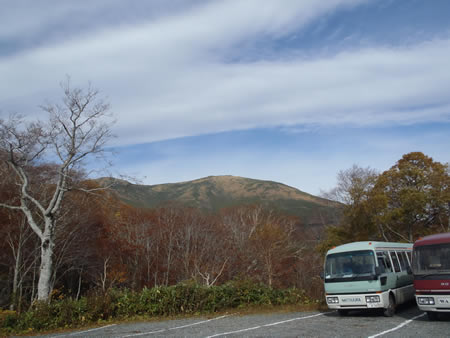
[9,245,21,310]
[76,269,82,300]
[37,232,55,301]
[448,202,450,232]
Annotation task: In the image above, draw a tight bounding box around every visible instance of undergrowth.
[0,280,317,335]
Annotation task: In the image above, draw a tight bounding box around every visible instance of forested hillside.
[97,175,341,226]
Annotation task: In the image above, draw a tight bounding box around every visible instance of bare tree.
[5,215,39,310]
[0,79,114,301]
[321,164,378,205]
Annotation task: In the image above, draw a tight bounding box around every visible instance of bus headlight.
[327,297,339,304]
[417,297,435,305]
[365,295,380,303]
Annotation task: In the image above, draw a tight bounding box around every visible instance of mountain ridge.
[97,175,341,225]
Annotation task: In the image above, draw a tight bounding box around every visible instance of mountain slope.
[98,175,341,225]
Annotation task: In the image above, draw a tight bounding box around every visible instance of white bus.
[323,241,414,316]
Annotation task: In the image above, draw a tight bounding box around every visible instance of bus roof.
[413,232,450,247]
[327,241,412,255]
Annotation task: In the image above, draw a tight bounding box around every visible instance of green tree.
[371,152,449,242]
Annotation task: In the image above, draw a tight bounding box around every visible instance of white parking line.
[121,314,232,337]
[205,312,325,338]
[367,313,426,338]
[61,324,117,336]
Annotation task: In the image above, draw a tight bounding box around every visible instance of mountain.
[97,175,341,226]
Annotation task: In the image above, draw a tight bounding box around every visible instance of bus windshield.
[325,250,376,281]
[413,243,450,275]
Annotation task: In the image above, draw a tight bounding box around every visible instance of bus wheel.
[338,309,349,316]
[383,295,396,317]
[427,311,438,321]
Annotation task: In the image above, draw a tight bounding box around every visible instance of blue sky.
[1,0,450,195]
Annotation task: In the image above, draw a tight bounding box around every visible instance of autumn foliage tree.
[0,79,114,302]
[318,165,379,253]
[0,190,39,310]
[86,202,309,292]
[320,152,450,251]
[220,205,305,288]
[371,152,450,242]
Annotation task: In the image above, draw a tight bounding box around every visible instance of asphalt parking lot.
[38,302,450,338]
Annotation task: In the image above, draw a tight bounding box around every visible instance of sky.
[1,0,450,195]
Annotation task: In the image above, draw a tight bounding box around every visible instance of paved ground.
[36,303,450,337]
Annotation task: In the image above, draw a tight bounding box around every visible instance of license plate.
[341,297,363,303]
[437,297,450,305]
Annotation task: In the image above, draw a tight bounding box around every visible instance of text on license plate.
[341,297,362,302]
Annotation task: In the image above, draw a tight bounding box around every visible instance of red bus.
[412,232,450,320]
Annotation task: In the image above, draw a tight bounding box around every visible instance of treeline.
[319,152,450,253]
[0,182,322,311]
[1,148,448,314]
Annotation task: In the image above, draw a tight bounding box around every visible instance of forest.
[0,82,449,333]
[0,193,321,310]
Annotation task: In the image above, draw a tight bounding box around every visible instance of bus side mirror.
[374,266,382,276]
[406,266,412,275]
[319,271,324,280]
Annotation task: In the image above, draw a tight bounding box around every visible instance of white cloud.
[111,38,450,145]
[0,0,200,41]
[1,0,450,147]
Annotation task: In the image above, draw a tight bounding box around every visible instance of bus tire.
[427,311,438,321]
[383,294,396,317]
[338,309,349,316]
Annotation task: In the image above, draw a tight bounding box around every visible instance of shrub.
[0,281,314,335]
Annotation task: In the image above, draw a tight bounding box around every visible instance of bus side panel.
[393,284,415,305]
[379,250,414,305]
[396,272,415,304]
[415,279,450,291]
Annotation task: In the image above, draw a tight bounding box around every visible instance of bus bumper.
[326,292,388,310]
[416,295,450,312]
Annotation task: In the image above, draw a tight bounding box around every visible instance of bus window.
[398,251,409,270]
[413,242,450,273]
[381,251,392,272]
[390,251,401,272]
[406,251,412,265]
[377,252,386,273]
[376,252,388,273]
[353,253,375,274]
[325,250,376,279]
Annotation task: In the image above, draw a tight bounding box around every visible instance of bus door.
[376,251,393,290]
